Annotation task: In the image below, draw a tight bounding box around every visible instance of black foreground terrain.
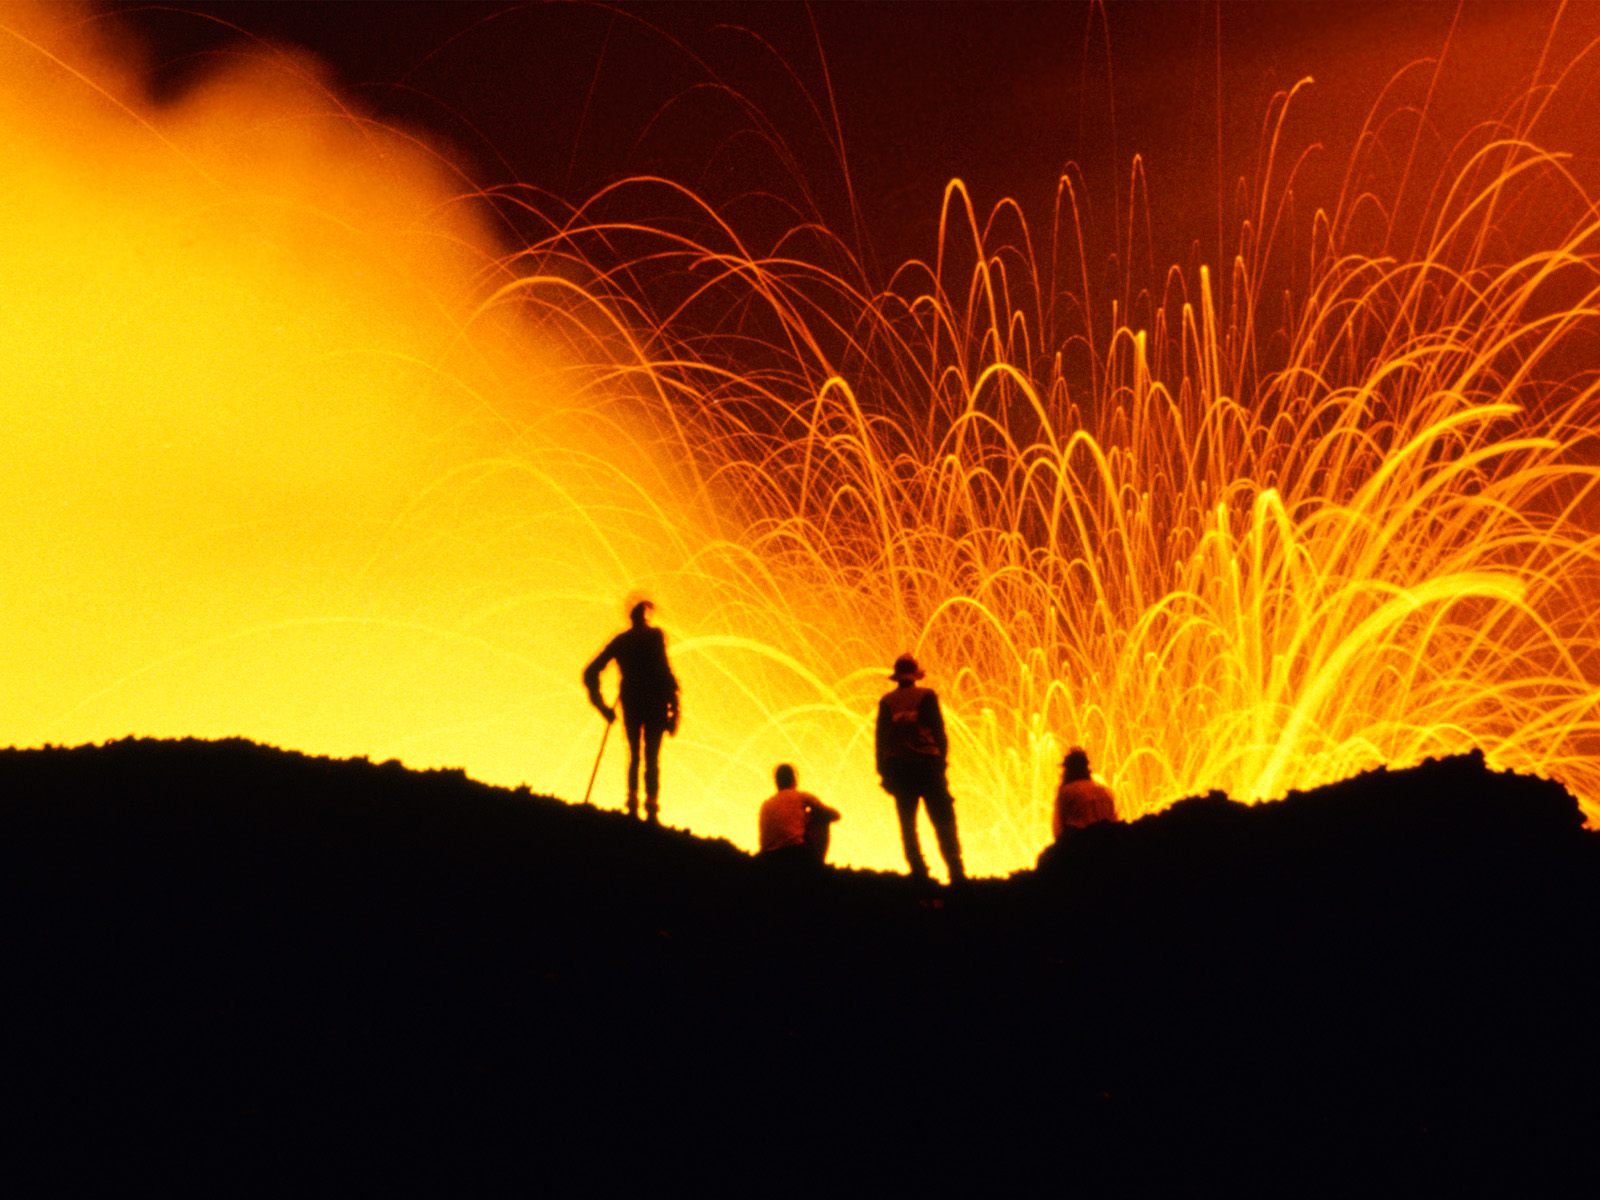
[3,739,1595,1191]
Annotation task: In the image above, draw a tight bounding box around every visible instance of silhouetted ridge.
[0,735,747,896]
[2,738,1594,1191]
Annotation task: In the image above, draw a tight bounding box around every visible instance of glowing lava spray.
[3,2,1598,875]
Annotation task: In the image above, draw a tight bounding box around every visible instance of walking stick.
[582,716,613,805]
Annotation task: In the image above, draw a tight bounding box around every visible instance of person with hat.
[1052,746,1117,840]
[875,653,965,883]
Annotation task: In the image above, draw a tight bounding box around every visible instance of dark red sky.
[102,1,1586,271]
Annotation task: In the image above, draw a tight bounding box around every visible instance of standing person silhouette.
[583,600,680,824]
[875,654,965,884]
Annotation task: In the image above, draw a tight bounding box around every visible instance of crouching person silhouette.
[1053,746,1117,837]
[583,599,680,823]
[758,763,841,868]
[1038,746,1118,869]
[875,654,965,884]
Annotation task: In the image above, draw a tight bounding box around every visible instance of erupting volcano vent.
[5,1,1600,873]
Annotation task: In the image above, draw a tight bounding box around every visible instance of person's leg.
[624,716,644,818]
[923,770,965,883]
[804,814,831,864]
[893,789,929,878]
[642,721,665,823]
[762,843,810,876]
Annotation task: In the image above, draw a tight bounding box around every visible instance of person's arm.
[804,795,841,823]
[657,630,681,731]
[653,628,678,693]
[874,699,889,778]
[923,691,949,759]
[582,640,618,722]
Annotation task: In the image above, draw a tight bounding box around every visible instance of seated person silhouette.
[1037,746,1118,871]
[1053,746,1118,838]
[758,763,841,867]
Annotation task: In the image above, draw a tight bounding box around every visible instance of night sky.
[104,1,1570,273]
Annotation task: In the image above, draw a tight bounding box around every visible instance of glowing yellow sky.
[0,2,933,872]
[2,10,518,753]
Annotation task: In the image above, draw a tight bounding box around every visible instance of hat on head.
[889,653,925,682]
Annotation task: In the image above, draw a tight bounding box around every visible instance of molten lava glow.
[0,2,689,820]
[4,2,1600,875]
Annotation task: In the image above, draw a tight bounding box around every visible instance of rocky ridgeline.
[2,738,1594,1191]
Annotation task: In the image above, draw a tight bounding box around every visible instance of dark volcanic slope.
[2,739,1595,1190]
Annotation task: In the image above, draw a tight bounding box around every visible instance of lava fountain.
[4,2,1599,876]
[472,7,1600,865]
